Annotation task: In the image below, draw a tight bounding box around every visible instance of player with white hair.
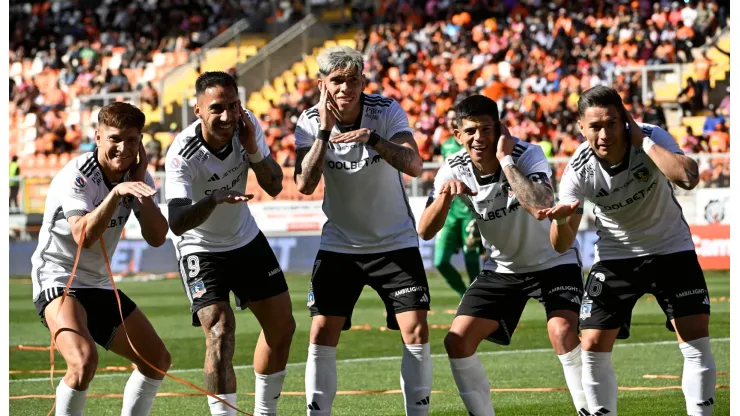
[294,46,432,416]
[542,85,715,416]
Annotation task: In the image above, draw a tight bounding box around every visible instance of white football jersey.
[558,122,695,262]
[164,109,270,257]
[431,140,580,274]
[294,93,418,254]
[31,152,155,301]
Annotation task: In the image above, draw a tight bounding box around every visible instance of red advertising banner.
[690,224,730,270]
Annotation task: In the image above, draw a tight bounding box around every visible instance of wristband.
[499,155,514,169]
[556,217,569,225]
[367,131,382,147]
[247,148,265,164]
[642,136,655,153]
[317,130,331,141]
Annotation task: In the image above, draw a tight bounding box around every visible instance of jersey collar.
[597,143,632,176]
[474,164,501,186]
[196,124,233,161]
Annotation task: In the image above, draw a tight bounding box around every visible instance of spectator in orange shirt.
[708,123,729,153]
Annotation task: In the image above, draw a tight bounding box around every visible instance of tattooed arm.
[250,154,283,197]
[370,131,423,177]
[642,145,700,190]
[502,166,555,217]
[294,137,329,195]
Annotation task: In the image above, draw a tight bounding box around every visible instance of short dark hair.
[195,71,238,97]
[98,102,145,131]
[455,95,499,127]
[577,86,624,118]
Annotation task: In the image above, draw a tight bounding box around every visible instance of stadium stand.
[8,0,731,208]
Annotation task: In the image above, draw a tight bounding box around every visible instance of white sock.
[305,344,336,416]
[680,337,716,415]
[254,369,286,416]
[400,343,433,415]
[557,345,588,414]
[449,354,495,416]
[56,379,88,416]
[582,351,618,415]
[207,393,237,416]
[121,368,163,416]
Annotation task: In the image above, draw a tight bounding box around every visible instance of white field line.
[10,337,729,384]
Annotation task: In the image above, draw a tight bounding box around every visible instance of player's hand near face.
[237,101,259,153]
[209,189,254,204]
[440,179,478,198]
[130,141,149,183]
[319,83,340,131]
[496,124,516,160]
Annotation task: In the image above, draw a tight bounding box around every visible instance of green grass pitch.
[10,271,730,415]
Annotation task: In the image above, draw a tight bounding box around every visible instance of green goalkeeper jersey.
[440,137,473,219]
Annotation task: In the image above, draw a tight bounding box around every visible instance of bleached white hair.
[316,46,364,77]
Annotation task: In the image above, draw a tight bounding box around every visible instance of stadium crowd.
[8,0,732,200]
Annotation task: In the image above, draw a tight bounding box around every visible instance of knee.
[67,346,98,389]
[158,347,172,372]
[402,320,428,345]
[444,331,476,359]
[309,318,342,346]
[547,317,577,345]
[269,316,296,351]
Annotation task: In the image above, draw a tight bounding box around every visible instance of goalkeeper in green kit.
[432,110,481,297]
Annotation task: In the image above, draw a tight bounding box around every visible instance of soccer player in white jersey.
[293,46,431,416]
[31,102,171,416]
[541,86,714,416]
[164,72,295,416]
[419,95,588,416]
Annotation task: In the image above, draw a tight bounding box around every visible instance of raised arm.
[497,128,554,217]
[68,181,157,249]
[626,110,699,190]
[237,106,283,197]
[369,131,423,177]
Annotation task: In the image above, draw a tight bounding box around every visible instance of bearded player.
[165,71,295,416]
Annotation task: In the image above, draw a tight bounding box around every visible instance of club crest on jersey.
[502,183,514,198]
[169,156,182,170]
[122,195,134,209]
[633,166,650,182]
[190,281,207,299]
[74,176,86,188]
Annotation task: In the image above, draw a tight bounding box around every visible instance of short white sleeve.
[515,144,553,184]
[164,153,194,202]
[558,162,585,206]
[428,162,456,205]
[246,109,271,156]
[385,100,413,140]
[294,110,318,150]
[641,124,683,154]
[61,169,96,219]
